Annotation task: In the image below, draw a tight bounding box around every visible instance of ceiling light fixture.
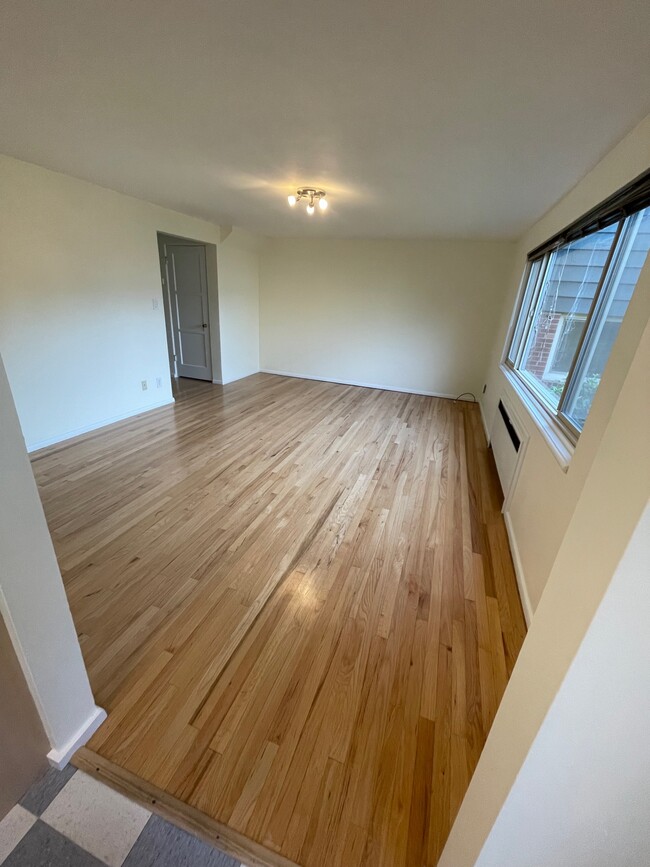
[288,188,328,214]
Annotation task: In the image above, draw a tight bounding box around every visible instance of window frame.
[542,314,586,382]
[503,213,642,445]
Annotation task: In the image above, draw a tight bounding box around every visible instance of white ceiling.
[1,1,649,239]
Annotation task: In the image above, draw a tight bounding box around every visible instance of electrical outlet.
[482,384,487,394]
[156,377,162,388]
[141,380,148,391]
[152,298,159,310]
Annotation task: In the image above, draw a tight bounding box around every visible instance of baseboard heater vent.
[498,399,521,452]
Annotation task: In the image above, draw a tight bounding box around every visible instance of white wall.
[475,503,650,867]
[439,311,650,867]
[0,351,103,767]
[480,115,650,611]
[0,158,266,766]
[0,154,222,450]
[217,228,261,384]
[260,238,514,397]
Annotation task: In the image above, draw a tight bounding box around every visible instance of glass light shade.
[306,203,315,215]
[318,197,328,210]
[287,195,297,207]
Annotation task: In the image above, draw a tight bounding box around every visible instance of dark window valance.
[528,168,650,261]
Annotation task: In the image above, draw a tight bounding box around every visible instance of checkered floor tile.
[0,766,246,867]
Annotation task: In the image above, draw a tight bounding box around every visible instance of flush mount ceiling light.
[287,188,328,215]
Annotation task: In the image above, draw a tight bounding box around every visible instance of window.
[505,172,650,443]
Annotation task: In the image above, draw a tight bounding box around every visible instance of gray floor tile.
[122,815,240,867]
[19,765,77,817]
[2,820,105,867]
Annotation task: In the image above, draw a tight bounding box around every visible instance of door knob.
[202,323,208,328]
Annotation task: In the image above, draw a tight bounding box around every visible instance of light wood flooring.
[32,373,526,867]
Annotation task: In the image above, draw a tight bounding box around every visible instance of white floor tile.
[0,804,37,862]
[41,771,151,867]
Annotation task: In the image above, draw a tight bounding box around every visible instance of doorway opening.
[157,233,218,383]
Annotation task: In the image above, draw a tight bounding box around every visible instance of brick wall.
[525,314,561,379]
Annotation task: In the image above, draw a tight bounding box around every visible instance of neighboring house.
[522,210,650,424]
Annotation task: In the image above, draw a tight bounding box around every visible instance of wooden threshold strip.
[73,746,300,867]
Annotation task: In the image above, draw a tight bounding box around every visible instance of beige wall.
[217,228,261,383]
[0,154,223,449]
[0,155,228,450]
[440,309,650,867]
[260,238,514,398]
[479,115,650,612]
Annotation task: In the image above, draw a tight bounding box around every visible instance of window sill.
[500,365,574,472]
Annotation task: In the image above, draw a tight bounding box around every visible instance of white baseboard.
[27,397,175,453]
[260,368,461,400]
[47,705,107,769]
[503,511,533,626]
[220,370,261,385]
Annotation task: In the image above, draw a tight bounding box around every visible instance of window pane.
[519,224,618,409]
[508,258,543,364]
[547,315,585,375]
[565,207,650,427]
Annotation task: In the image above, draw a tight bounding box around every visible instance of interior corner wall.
[0,350,100,763]
[478,114,650,613]
[0,154,221,450]
[474,503,650,867]
[216,228,261,384]
[259,238,515,398]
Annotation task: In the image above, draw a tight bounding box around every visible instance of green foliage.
[571,373,601,424]
[542,373,601,424]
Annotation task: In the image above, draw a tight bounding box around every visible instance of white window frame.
[503,209,645,449]
[542,314,569,382]
[543,314,586,382]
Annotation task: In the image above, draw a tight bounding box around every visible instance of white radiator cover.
[490,395,527,508]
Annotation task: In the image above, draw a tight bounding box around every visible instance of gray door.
[164,243,212,381]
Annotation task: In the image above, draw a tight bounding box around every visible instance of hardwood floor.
[32,373,526,867]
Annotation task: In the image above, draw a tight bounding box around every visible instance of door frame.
[156,233,222,383]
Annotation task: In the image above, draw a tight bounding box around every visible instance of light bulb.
[318,197,328,211]
[306,203,315,215]
[288,194,297,207]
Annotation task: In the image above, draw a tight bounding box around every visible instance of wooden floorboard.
[32,373,527,867]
